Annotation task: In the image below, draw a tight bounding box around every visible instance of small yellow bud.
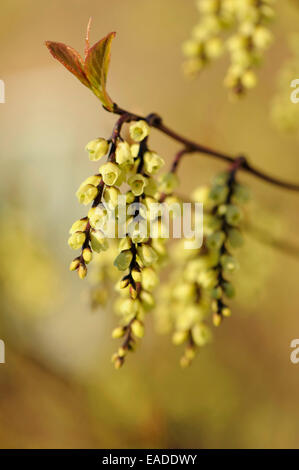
[118,237,132,252]
[185,347,196,361]
[213,313,222,327]
[99,162,122,186]
[85,138,109,161]
[144,177,158,198]
[78,175,101,189]
[126,191,135,204]
[120,276,130,289]
[69,258,80,271]
[88,206,107,229]
[115,141,133,165]
[114,356,124,369]
[69,218,88,234]
[141,267,158,291]
[140,290,155,308]
[128,174,148,196]
[131,319,145,338]
[241,70,257,90]
[144,151,165,175]
[130,285,138,300]
[114,250,133,271]
[76,184,98,206]
[131,143,140,158]
[137,244,158,267]
[103,186,120,209]
[90,229,108,253]
[158,173,179,195]
[182,39,201,57]
[129,120,150,142]
[222,307,231,318]
[78,263,87,279]
[82,247,92,264]
[112,327,125,339]
[68,231,86,250]
[131,268,142,283]
[172,330,188,345]
[118,347,126,357]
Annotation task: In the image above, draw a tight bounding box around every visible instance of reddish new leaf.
[45,41,91,88]
[84,32,116,111]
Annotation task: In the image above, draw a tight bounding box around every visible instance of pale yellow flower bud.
[129,120,150,142]
[79,175,101,188]
[140,291,155,309]
[213,313,222,327]
[205,37,223,59]
[88,206,107,229]
[241,70,257,89]
[78,263,87,279]
[192,323,211,347]
[69,258,80,271]
[115,141,133,165]
[141,267,158,292]
[103,186,120,208]
[131,319,145,338]
[131,268,142,283]
[76,184,98,205]
[126,191,135,204]
[99,162,122,186]
[172,330,188,345]
[69,217,88,234]
[222,307,231,317]
[118,237,132,252]
[182,39,201,58]
[173,282,195,301]
[112,326,125,339]
[114,250,133,271]
[85,138,109,161]
[144,151,165,175]
[131,143,140,158]
[82,247,92,264]
[144,177,158,197]
[159,173,179,194]
[68,231,86,250]
[128,174,148,196]
[90,229,108,253]
[137,244,158,267]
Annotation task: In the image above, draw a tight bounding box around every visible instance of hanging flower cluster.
[183,0,275,95]
[68,116,181,367]
[156,165,250,366]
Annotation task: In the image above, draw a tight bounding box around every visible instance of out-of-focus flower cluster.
[271,34,299,133]
[183,0,275,95]
[68,118,181,367]
[155,168,250,366]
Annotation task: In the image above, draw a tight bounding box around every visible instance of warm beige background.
[0,0,299,449]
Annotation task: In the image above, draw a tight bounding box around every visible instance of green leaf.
[45,41,91,88]
[84,32,116,111]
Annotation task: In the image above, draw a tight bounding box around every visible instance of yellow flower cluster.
[183,0,275,94]
[67,118,179,367]
[156,168,249,366]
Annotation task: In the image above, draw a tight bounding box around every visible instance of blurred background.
[0,0,299,449]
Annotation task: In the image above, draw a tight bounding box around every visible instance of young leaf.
[84,32,116,111]
[45,41,91,88]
